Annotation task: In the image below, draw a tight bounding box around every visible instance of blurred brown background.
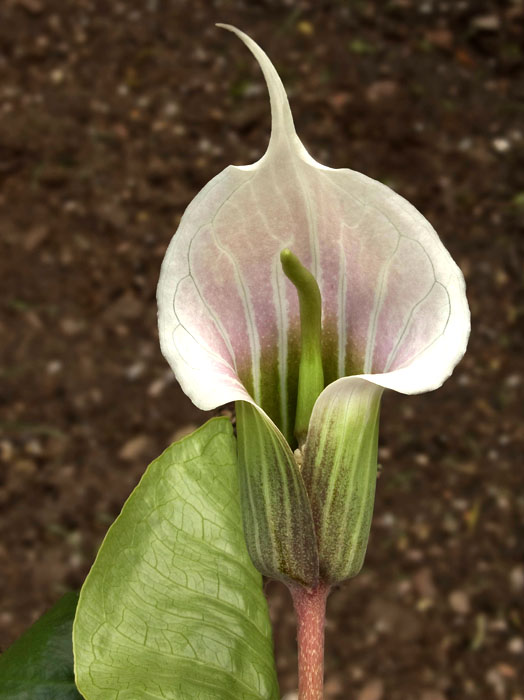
[1,1,523,698]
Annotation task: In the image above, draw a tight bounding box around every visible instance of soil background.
[1,1,524,698]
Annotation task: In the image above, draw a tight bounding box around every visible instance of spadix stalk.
[157,25,470,587]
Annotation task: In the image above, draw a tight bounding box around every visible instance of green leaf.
[0,591,81,700]
[236,401,318,588]
[73,417,279,700]
[302,378,382,584]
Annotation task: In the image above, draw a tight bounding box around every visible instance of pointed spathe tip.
[215,22,236,34]
[216,23,297,151]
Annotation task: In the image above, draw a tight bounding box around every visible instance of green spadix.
[280,249,324,446]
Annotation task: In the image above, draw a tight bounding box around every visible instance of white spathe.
[157,25,470,437]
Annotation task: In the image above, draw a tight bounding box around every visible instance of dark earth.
[1,1,524,698]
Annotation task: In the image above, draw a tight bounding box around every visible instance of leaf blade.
[73,417,279,700]
[0,592,81,700]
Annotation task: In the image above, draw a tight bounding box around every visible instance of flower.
[157,26,470,588]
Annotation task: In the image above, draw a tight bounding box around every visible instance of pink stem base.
[289,583,331,700]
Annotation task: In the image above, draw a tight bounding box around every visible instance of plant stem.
[290,582,330,700]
